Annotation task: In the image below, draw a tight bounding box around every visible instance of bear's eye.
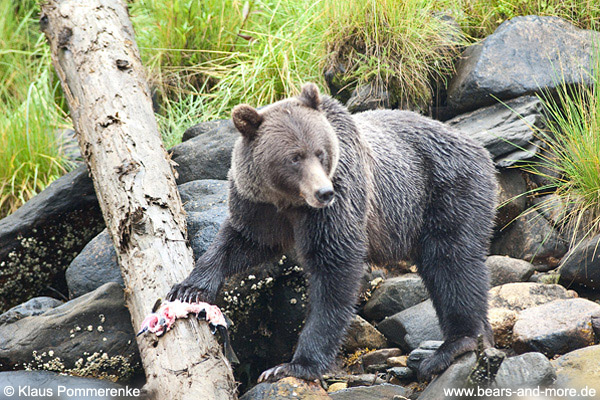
[291,154,302,164]
[315,150,325,162]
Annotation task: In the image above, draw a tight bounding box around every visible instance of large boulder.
[0,282,141,382]
[494,169,527,231]
[486,256,535,287]
[492,352,555,389]
[66,180,228,297]
[361,274,429,322]
[0,297,63,325]
[329,383,409,400]
[0,370,135,400]
[559,235,600,290]
[447,15,600,113]
[552,345,600,391]
[240,377,329,400]
[447,96,545,167]
[512,298,600,357]
[0,166,104,312]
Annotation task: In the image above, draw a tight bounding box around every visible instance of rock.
[552,345,600,391]
[343,316,388,353]
[0,166,104,312]
[491,209,568,265]
[447,16,600,113]
[406,341,443,371]
[492,352,555,389]
[417,352,477,400]
[488,282,577,347]
[66,180,228,297]
[54,128,82,164]
[327,382,347,393]
[512,298,600,357]
[362,274,429,322]
[495,169,527,230]
[486,256,535,287]
[387,356,408,367]
[361,349,403,369]
[387,367,414,380]
[377,300,443,352]
[65,232,122,298]
[0,297,63,324]
[240,377,329,400]
[170,121,238,184]
[467,347,506,386]
[559,235,600,290]
[346,374,385,387]
[447,96,545,166]
[182,119,232,142]
[0,370,134,400]
[329,383,408,400]
[346,83,391,113]
[0,282,141,382]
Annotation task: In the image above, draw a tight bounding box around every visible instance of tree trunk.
[40,1,237,399]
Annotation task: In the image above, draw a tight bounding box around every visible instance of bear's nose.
[315,187,334,204]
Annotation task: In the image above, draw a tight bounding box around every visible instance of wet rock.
[0,297,63,325]
[552,345,600,391]
[512,298,600,357]
[66,180,228,297]
[170,121,238,184]
[377,300,443,352]
[491,209,568,265]
[0,370,133,400]
[492,352,555,389]
[447,16,600,113]
[361,349,403,369]
[346,83,391,113]
[494,169,527,230]
[417,352,477,400]
[0,282,141,382]
[329,383,409,400]
[486,256,535,287]
[406,341,443,371]
[343,316,388,353]
[182,119,232,142]
[0,166,104,312]
[468,347,506,386]
[559,235,600,290]
[240,377,329,400]
[447,96,545,166]
[362,274,429,322]
[488,282,577,347]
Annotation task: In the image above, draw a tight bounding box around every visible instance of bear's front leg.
[259,208,367,382]
[168,218,282,303]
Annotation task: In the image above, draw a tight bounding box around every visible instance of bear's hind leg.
[416,224,493,380]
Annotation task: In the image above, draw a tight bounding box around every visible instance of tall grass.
[525,49,600,245]
[0,2,72,217]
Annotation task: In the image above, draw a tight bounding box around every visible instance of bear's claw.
[257,362,321,383]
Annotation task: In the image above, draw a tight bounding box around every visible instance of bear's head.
[230,83,340,209]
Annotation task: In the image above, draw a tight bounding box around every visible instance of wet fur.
[169,84,497,382]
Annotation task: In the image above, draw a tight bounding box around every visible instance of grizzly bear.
[168,83,498,381]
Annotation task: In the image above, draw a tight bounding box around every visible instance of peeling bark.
[40,1,237,398]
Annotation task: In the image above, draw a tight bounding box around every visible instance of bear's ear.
[232,104,263,140]
[299,82,320,110]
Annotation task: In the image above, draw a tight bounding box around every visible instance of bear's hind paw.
[258,362,321,383]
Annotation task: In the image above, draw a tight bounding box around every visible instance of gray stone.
[66,180,228,298]
[417,352,477,400]
[330,384,409,400]
[170,121,238,184]
[346,374,385,387]
[512,298,600,357]
[0,166,104,312]
[447,16,600,113]
[492,352,555,389]
[447,96,545,166]
[559,235,600,290]
[486,256,535,287]
[362,274,429,321]
[361,348,403,369]
[182,119,232,142]
[491,209,568,266]
[0,297,63,325]
[0,282,141,382]
[346,83,391,113]
[342,316,388,353]
[552,345,600,392]
[0,370,132,400]
[495,169,527,231]
[387,366,414,380]
[377,300,443,352]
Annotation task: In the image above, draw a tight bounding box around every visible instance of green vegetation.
[527,51,600,244]
[1,0,599,218]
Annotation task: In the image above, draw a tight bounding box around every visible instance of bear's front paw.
[418,352,451,381]
[167,280,215,304]
[258,362,321,383]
